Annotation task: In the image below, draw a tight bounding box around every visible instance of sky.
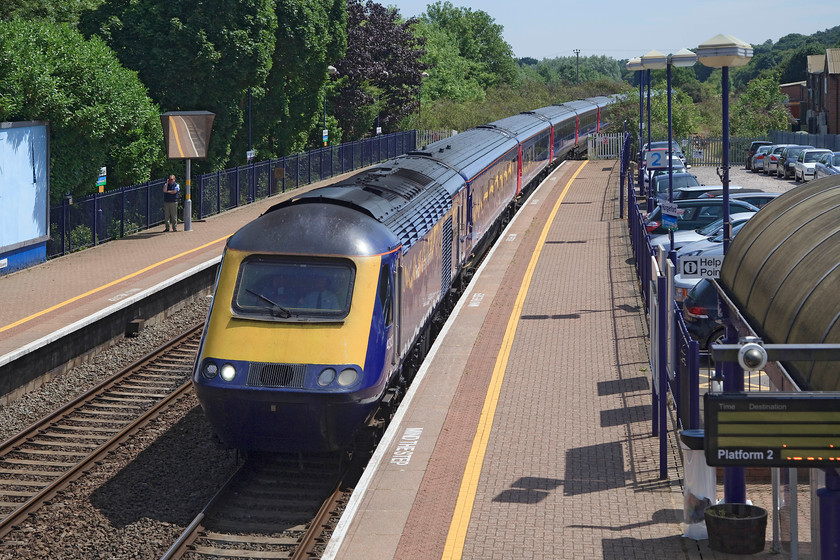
[388,0,840,60]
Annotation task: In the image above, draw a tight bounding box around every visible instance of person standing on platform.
[163,175,180,232]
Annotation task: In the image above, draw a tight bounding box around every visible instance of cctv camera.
[738,342,767,371]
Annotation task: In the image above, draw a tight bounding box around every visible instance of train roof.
[557,99,598,113]
[261,158,464,251]
[488,112,551,141]
[228,200,399,257]
[413,128,519,182]
[720,174,840,390]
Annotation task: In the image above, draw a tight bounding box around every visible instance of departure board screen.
[704,392,840,467]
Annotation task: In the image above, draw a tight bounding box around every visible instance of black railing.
[47,130,421,258]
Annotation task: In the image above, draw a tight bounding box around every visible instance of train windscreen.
[232,257,355,320]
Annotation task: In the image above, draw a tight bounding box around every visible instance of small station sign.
[704,392,840,467]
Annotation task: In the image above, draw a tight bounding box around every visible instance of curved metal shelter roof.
[721,174,840,390]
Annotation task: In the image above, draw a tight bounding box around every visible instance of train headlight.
[202,362,219,379]
[220,363,237,382]
[318,368,337,386]
[337,368,359,387]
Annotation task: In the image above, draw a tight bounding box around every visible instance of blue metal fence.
[624,136,702,433]
[47,130,420,258]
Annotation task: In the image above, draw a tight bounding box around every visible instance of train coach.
[192,96,615,453]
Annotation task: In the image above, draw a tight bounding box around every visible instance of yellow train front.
[193,197,402,453]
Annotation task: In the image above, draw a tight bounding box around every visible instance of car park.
[643,198,759,235]
[750,145,773,172]
[648,212,755,252]
[794,148,833,182]
[763,144,793,175]
[745,140,772,171]
[813,151,840,180]
[776,145,814,179]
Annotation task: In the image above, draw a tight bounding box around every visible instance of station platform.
[2,159,781,558]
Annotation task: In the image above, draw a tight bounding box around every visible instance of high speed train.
[192,96,615,453]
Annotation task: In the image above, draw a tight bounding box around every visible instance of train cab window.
[232,257,355,321]
[378,264,393,326]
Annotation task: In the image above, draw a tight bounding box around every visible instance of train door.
[549,126,555,161]
[516,145,523,194]
[575,115,580,145]
[379,260,396,368]
[597,107,601,132]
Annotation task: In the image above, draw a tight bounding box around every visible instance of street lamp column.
[323,65,338,146]
[625,58,644,197]
[640,51,666,213]
[666,49,698,253]
[696,33,753,506]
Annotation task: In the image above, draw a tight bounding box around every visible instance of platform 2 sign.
[704,392,840,468]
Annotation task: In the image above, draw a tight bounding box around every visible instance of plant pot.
[704,503,767,555]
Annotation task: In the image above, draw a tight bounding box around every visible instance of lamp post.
[665,48,698,253]
[419,71,429,132]
[696,33,753,506]
[640,50,667,213]
[625,57,644,197]
[323,65,338,146]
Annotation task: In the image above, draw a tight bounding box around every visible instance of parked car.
[794,148,833,182]
[750,145,773,172]
[745,140,772,171]
[763,144,793,175]
[776,145,814,179]
[653,172,701,201]
[813,151,840,180]
[643,198,759,235]
[649,212,755,252]
[675,185,747,200]
[702,190,781,209]
[682,278,723,350]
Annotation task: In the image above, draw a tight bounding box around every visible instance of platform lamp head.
[696,34,752,254]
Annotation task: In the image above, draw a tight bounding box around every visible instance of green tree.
[421,1,516,88]
[414,19,484,103]
[731,75,793,136]
[255,0,346,155]
[0,0,101,23]
[80,0,278,169]
[333,0,425,140]
[0,18,163,202]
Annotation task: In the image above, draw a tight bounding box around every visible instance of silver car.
[813,152,840,180]
[751,145,773,172]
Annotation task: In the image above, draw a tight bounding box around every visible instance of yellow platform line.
[441,161,588,559]
[0,235,230,334]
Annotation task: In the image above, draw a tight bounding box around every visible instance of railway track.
[163,453,352,559]
[0,324,204,539]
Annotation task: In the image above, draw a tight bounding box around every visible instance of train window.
[232,256,355,321]
[378,264,392,326]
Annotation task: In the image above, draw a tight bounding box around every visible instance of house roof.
[807,54,825,74]
[827,48,840,74]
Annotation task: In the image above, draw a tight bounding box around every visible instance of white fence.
[588,133,624,160]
